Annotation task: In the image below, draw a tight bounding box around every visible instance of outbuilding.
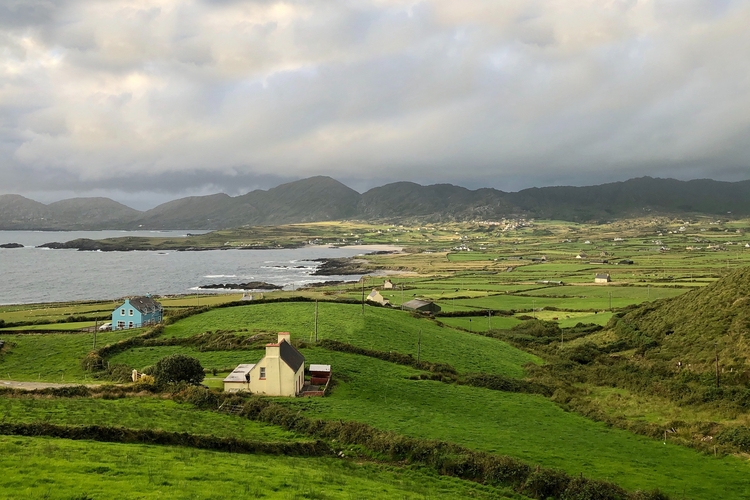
[402,299,441,314]
[594,273,611,284]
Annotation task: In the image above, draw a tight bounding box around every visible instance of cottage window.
[128,321,134,328]
[117,321,125,329]
[259,367,266,379]
[129,309,134,316]
[120,309,125,315]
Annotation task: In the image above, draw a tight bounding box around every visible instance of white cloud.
[1,0,749,200]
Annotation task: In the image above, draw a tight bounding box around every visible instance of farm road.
[0,380,102,390]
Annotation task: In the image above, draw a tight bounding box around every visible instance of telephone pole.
[314,300,319,342]
[361,276,366,315]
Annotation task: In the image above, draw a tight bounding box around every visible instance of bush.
[153,354,205,385]
[716,426,750,452]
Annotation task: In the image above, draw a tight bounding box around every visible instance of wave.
[204,274,237,278]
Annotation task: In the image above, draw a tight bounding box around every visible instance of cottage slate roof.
[127,296,162,314]
[279,340,305,372]
[595,273,610,280]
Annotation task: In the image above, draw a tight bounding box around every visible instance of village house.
[366,289,390,306]
[402,299,441,314]
[224,332,305,396]
[594,273,611,284]
[383,279,394,289]
[112,296,163,330]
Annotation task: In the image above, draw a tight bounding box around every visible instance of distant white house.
[576,252,587,259]
[594,273,611,284]
[366,289,390,306]
[383,279,394,289]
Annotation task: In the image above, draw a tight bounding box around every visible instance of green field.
[0,330,143,382]
[156,302,542,377]
[0,397,304,443]
[0,436,518,499]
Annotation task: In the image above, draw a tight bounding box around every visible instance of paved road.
[0,380,102,390]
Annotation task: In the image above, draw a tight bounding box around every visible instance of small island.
[0,243,24,249]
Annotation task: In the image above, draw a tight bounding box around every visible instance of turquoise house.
[112,296,163,330]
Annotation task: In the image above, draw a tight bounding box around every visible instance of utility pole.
[609,292,612,312]
[93,320,97,349]
[488,310,492,331]
[647,285,650,300]
[532,300,536,319]
[314,300,319,343]
[715,342,720,388]
[361,276,366,315]
[469,318,472,333]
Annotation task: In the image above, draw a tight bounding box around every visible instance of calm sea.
[0,231,371,305]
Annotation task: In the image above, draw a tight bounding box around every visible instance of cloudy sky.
[2,0,749,209]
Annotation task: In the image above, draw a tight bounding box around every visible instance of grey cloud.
[1,0,749,205]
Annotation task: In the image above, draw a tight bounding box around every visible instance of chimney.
[278,332,291,344]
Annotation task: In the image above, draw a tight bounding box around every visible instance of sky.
[1,0,750,209]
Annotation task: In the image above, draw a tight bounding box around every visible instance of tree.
[153,354,205,385]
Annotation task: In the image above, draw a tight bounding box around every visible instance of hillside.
[4,176,750,230]
[614,267,750,371]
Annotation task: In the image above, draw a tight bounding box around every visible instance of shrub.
[716,426,750,452]
[153,354,205,385]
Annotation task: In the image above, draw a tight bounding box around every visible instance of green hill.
[616,266,750,371]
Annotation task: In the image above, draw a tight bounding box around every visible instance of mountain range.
[2,176,750,230]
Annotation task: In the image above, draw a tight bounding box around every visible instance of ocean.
[0,231,373,305]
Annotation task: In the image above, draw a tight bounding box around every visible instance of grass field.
[0,397,305,443]
[276,349,750,499]
[156,302,542,377]
[0,436,520,499]
[109,331,750,499]
[0,330,144,382]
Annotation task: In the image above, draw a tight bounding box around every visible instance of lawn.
[0,436,519,499]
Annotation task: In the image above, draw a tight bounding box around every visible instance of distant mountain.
[129,176,361,229]
[2,176,750,230]
[0,195,139,230]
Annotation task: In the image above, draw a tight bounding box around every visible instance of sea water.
[0,231,370,305]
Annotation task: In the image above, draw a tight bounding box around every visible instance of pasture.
[0,436,515,499]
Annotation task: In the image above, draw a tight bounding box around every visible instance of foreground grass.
[0,397,304,443]
[279,350,750,500]
[0,435,520,499]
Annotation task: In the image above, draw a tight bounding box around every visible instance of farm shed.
[309,364,331,385]
[594,273,611,283]
[402,299,441,314]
